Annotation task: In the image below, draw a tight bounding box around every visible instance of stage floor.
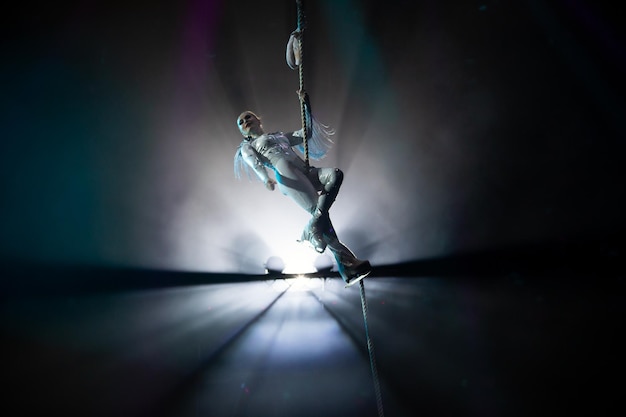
[2,258,625,417]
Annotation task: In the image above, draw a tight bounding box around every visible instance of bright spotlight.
[280,244,319,274]
[289,275,323,292]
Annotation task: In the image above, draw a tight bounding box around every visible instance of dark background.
[1,1,624,416]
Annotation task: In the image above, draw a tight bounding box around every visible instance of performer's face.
[237,111,262,137]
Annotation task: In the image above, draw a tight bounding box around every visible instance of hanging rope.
[295,0,309,169]
[287,3,383,415]
[359,280,385,417]
[285,0,310,168]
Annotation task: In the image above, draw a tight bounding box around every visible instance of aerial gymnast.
[233,89,371,286]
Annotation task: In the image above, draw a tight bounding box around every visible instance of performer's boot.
[339,256,372,287]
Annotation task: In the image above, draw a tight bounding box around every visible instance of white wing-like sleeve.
[234,142,270,182]
[233,145,251,180]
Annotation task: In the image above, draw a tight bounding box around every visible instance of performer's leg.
[310,168,343,220]
[273,162,346,254]
[301,168,343,251]
[273,160,319,214]
[323,219,371,286]
[273,161,330,252]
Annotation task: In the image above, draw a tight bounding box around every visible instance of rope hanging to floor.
[287,3,384,415]
[359,280,385,417]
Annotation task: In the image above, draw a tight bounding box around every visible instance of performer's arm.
[285,90,312,146]
[241,143,276,190]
